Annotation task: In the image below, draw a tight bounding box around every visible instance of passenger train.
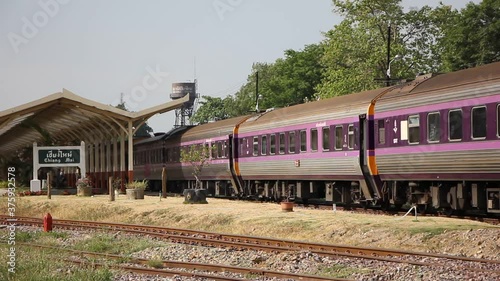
[134,62,500,215]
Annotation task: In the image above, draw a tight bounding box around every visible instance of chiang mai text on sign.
[38,149,80,164]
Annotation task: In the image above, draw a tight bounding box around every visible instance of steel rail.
[11,242,350,281]
[2,215,499,275]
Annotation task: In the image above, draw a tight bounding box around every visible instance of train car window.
[348,124,355,149]
[322,127,330,151]
[311,128,318,152]
[335,126,343,150]
[408,115,420,144]
[497,104,500,137]
[201,144,206,158]
[252,137,259,156]
[203,143,209,158]
[378,120,385,144]
[427,112,440,143]
[240,138,246,156]
[216,141,223,158]
[261,135,267,155]
[270,134,276,154]
[300,130,307,152]
[279,133,285,154]
[289,131,296,153]
[223,141,228,158]
[211,142,217,158]
[449,109,463,141]
[174,147,180,162]
[472,106,487,139]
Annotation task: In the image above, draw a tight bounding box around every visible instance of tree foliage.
[316,0,444,98]
[261,44,324,108]
[194,44,323,122]
[193,0,500,121]
[191,96,235,124]
[180,144,214,188]
[438,0,500,71]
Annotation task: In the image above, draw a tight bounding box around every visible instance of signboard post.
[30,141,86,192]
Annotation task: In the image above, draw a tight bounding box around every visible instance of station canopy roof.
[0,89,188,156]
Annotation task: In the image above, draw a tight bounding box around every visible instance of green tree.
[180,144,213,189]
[261,44,324,108]
[190,96,230,124]
[316,0,443,98]
[233,62,274,114]
[438,0,500,71]
[197,44,325,120]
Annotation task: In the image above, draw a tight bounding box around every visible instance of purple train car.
[134,62,500,215]
[372,63,500,214]
[134,116,249,194]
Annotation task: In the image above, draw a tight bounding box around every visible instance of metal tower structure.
[170,81,198,127]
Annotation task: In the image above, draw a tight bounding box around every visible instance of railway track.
[10,242,345,281]
[2,215,499,278]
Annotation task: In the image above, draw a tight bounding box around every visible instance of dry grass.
[1,194,499,259]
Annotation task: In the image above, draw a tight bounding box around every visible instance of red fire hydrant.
[43,213,52,232]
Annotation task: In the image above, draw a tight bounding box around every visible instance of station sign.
[32,141,86,180]
[38,149,80,164]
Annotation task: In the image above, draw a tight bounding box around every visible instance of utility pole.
[255,71,259,107]
[386,24,391,87]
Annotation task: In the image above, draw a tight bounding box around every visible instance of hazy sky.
[0,0,479,133]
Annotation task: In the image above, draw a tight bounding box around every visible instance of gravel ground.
[5,226,499,281]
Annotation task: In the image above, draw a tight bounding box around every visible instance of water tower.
[170,81,198,127]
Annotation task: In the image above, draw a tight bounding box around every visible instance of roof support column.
[89,144,94,179]
[120,131,126,191]
[106,140,112,192]
[127,120,134,183]
[100,140,105,191]
[94,141,100,189]
[113,137,118,182]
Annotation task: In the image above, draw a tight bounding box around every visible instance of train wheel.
[444,208,454,217]
[360,201,368,209]
[417,204,428,214]
[381,201,390,211]
[394,204,403,211]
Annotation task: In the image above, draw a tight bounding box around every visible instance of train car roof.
[410,61,500,94]
[134,126,193,145]
[180,115,251,142]
[239,86,387,129]
[377,61,500,108]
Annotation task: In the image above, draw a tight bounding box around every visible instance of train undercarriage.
[149,178,500,216]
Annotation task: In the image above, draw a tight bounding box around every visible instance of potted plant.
[280,184,294,212]
[126,180,147,199]
[76,177,92,197]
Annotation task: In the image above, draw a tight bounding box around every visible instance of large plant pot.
[77,186,92,197]
[126,189,137,200]
[183,189,208,204]
[135,189,144,199]
[281,201,294,212]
